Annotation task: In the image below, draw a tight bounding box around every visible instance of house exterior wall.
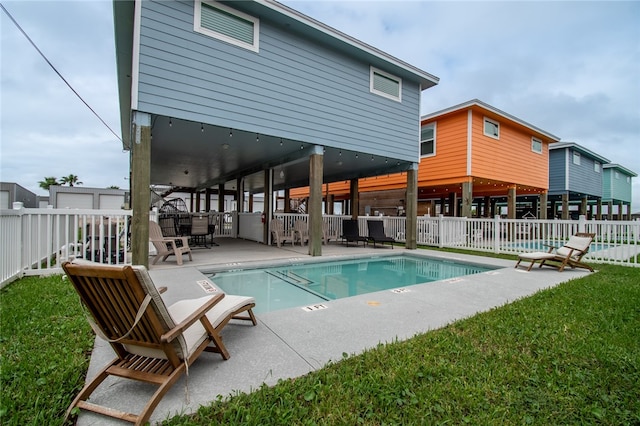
[0,182,38,208]
[548,149,566,194]
[49,186,128,209]
[603,168,633,202]
[567,149,603,197]
[135,0,421,161]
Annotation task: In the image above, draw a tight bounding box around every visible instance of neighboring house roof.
[602,163,638,177]
[548,142,610,164]
[421,99,561,142]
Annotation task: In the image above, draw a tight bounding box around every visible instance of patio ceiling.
[149,115,415,194]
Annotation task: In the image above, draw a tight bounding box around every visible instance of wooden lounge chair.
[149,220,192,265]
[293,220,309,246]
[61,261,257,425]
[515,232,595,272]
[270,218,294,247]
[341,219,368,247]
[322,222,339,245]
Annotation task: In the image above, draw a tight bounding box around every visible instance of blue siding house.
[113,0,439,262]
[548,142,609,219]
[602,164,636,219]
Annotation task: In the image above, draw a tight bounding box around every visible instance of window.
[420,124,436,157]
[483,117,499,139]
[594,162,601,173]
[531,137,542,153]
[194,1,259,52]
[615,171,620,179]
[627,176,631,183]
[573,151,581,165]
[370,67,402,102]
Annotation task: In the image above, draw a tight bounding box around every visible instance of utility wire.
[0,2,122,142]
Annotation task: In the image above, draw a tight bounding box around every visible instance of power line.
[0,2,122,142]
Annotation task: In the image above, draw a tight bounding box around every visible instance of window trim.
[531,137,542,154]
[483,117,500,139]
[420,123,436,158]
[194,0,260,53]
[370,66,402,102]
[573,151,581,165]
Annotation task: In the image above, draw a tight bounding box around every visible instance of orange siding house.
[292,99,560,218]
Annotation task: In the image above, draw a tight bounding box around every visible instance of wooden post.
[507,186,516,219]
[309,151,323,256]
[218,184,225,212]
[406,166,418,250]
[539,192,548,219]
[350,179,359,219]
[205,188,211,212]
[561,193,569,220]
[284,188,291,213]
[448,192,457,217]
[263,169,271,244]
[131,112,151,267]
[461,180,473,218]
[596,198,602,220]
[580,196,588,218]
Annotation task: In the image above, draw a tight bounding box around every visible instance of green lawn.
[1,264,638,425]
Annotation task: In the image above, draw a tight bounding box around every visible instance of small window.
[370,67,402,102]
[483,117,499,139]
[615,171,620,179]
[627,176,631,183]
[194,1,259,52]
[531,137,542,153]
[573,151,581,165]
[420,124,436,157]
[594,162,601,173]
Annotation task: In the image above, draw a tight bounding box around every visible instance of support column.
[350,179,359,219]
[448,192,457,217]
[607,201,613,220]
[561,193,570,220]
[308,150,323,256]
[507,186,516,219]
[236,178,243,238]
[263,169,271,244]
[596,199,602,220]
[406,165,418,250]
[617,201,624,220]
[194,191,201,212]
[483,196,491,218]
[539,192,548,219]
[284,188,291,213]
[218,184,225,212]
[461,180,473,218]
[580,196,588,218]
[205,188,211,212]
[131,112,151,267]
[326,193,334,215]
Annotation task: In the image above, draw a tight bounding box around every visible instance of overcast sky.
[1,1,639,212]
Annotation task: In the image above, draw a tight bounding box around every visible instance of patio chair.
[293,220,309,246]
[341,219,368,247]
[270,218,294,247]
[367,220,395,248]
[149,220,192,266]
[322,222,340,244]
[61,261,257,425]
[190,214,212,248]
[515,232,595,272]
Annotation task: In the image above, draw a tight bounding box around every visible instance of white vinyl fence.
[3,208,639,287]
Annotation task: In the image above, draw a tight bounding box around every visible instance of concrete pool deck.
[77,239,593,425]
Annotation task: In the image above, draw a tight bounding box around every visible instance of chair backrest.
[191,215,209,236]
[62,261,189,361]
[342,219,360,236]
[557,233,595,257]
[149,220,171,252]
[367,220,386,237]
[294,220,308,235]
[270,218,285,234]
[159,216,179,237]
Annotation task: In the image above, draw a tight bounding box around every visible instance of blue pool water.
[211,255,496,314]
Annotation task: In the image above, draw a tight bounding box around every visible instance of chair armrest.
[161,293,225,343]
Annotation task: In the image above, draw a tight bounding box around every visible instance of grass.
[1,264,638,425]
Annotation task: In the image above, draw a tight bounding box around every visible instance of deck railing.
[3,207,639,287]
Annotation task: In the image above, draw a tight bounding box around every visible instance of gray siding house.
[602,164,636,220]
[548,142,609,219]
[113,0,439,263]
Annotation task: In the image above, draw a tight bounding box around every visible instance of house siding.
[603,169,633,202]
[548,149,567,194]
[136,1,420,161]
[566,150,603,197]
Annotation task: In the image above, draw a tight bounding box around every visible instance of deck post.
[561,193,569,220]
[350,179,359,219]
[507,186,516,219]
[263,169,272,244]
[309,148,323,256]
[461,180,473,218]
[539,192,548,219]
[131,111,151,267]
[406,165,418,249]
[218,184,224,212]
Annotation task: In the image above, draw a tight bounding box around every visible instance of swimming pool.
[210,255,496,314]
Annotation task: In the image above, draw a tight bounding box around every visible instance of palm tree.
[60,174,83,187]
[107,185,120,189]
[38,177,59,191]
